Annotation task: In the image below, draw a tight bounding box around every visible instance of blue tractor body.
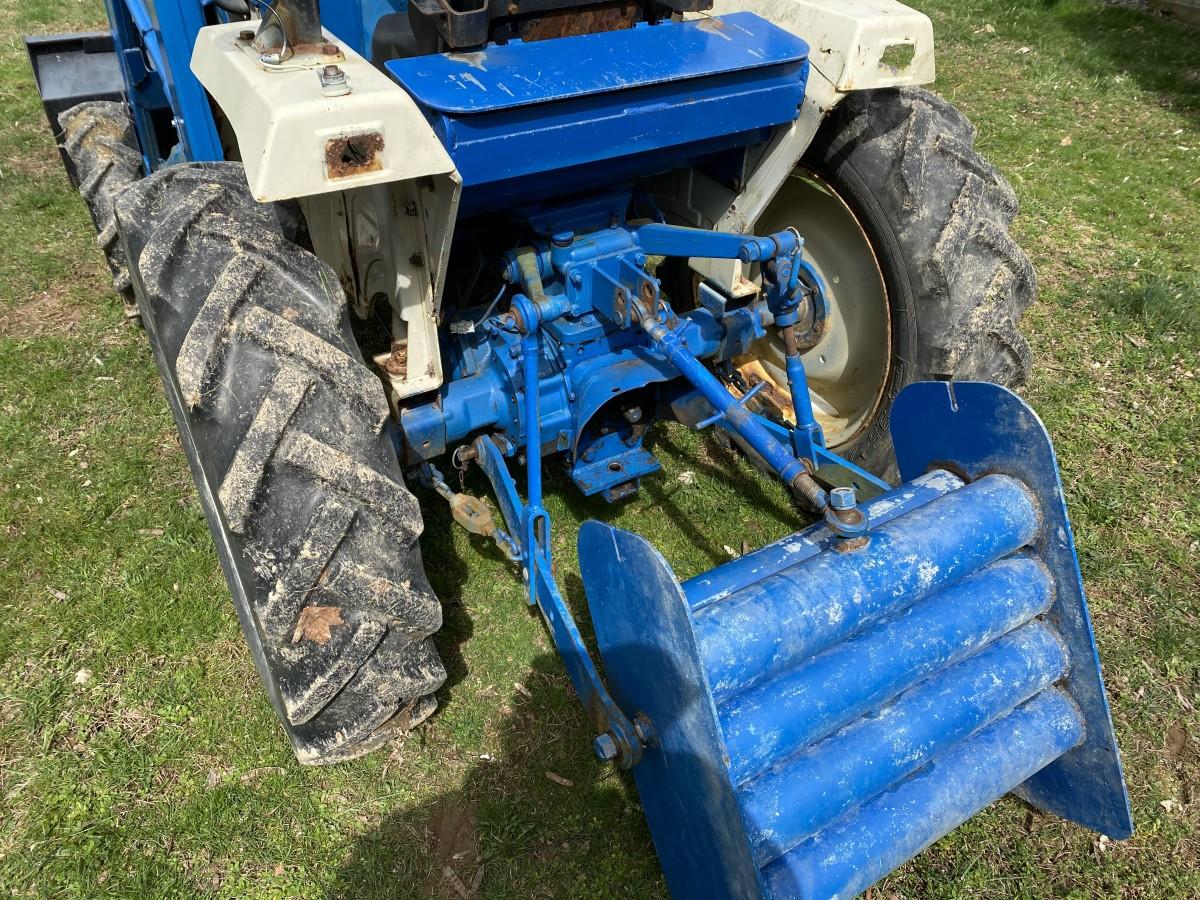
[26,2,1134,897]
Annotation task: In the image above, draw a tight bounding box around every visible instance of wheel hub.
[735,168,891,450]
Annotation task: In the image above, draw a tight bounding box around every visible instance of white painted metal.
[192,22,462,401]
[691,0,936,293]
[191,21,458,203]
[302,182,451,401]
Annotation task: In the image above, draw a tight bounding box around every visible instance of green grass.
[1,0,1197,896]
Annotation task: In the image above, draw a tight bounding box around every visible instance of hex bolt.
[570,271,583,288]
[318,65,350,97]
[829,486,857,511]
[593,732,619,762]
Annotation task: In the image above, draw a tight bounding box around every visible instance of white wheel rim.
[736,168,892,449]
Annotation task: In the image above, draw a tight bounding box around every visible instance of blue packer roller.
[577,382,1132,900]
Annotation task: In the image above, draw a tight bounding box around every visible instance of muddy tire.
[742,87,1035,478]
[59,101,143,320]
[115,162,446,764]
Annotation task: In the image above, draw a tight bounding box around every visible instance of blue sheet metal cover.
[386,13,809,115]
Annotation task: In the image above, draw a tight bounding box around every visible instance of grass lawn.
[1,0,1198,896]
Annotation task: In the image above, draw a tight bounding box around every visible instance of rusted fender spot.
[325,132,384,180]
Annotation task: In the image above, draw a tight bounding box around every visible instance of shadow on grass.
[1103,272,1200,343]
[412,483,477,707]
[1042,0,1200,126]
[329,652,663,900]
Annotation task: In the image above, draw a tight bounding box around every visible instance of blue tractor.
[28,1,1132,896]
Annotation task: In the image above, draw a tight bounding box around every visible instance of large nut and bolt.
[318,65,350,97]
[593,732,619,762]
[829,486,858,511]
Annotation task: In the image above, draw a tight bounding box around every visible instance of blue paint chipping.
[578,382,1131,900]
[387,13,809,195]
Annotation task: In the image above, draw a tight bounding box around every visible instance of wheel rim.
[735,167,892,450]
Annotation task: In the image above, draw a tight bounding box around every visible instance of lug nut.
[829,486,857,511]
[593,732,619,762]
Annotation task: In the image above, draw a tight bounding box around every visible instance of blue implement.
[577,381,1132,900]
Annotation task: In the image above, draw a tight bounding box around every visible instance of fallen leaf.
[73,669,92,685]
[238,766,286,785]
[442,866,470,900]
[1016,46,1031,54]
[273,864,285,876]
[677,470,696,485]
[137,527,164,536]
[47,587,68,601]
[545,771,574,787]
[291,605,345,644]
[513,682,532,699]
[1060,136,1073,147]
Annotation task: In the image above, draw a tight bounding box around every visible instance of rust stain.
[520,1,637,41]
[834,536,870,554]
[325,132,385,180]
[384,340,408,378]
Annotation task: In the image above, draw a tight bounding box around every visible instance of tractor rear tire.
[747,87,1035,477]
[115,162,446,764]
[59,101,143,321]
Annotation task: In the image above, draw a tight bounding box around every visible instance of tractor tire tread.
[114,162,445,764]
[807,87,1035,472]
[59,101,143,319]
